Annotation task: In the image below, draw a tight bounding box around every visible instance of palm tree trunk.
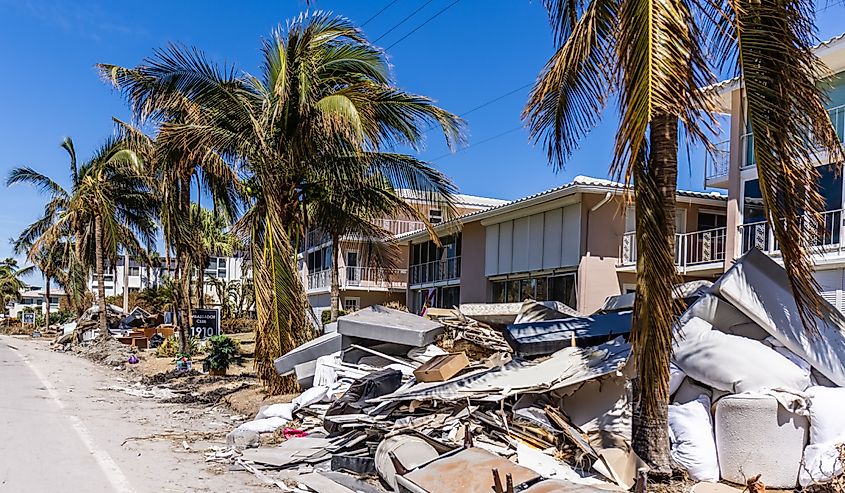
[176,251,190,355]
[95,214,108,336]
[330,234,340,322]
[630,113,679,475]
[44,279,51,332]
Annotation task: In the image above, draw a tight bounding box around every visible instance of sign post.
[190,308,221,339]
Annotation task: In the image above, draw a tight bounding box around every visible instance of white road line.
[8,343,135,493]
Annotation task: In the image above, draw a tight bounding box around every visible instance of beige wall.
[580,193,628,259]
[459,221,487,303]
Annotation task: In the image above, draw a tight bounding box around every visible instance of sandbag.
[799,442,845,487]
[668,395,719,481]
[235,416,289,434]
[674,317,811,393]
[715,393,808,488]
[806,386,845,445]
[256,403,294,421]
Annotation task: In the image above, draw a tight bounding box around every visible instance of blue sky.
[0,0,843,265]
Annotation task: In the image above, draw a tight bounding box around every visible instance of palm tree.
[188,204,236,310]
[100,11,463,393]
[9,137,158,335]
[0,259,34,324]
[6,138,89,313]
[524,0,843,471]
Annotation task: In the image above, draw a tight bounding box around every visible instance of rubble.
[176,249,845,492]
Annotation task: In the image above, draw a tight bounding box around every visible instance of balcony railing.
[740,209,844,255]
[409,256,461,285]
[304,219,426,250]
[620,227,727,271]
[705,140,731,181]
[740,104,845,170]
[305,267,407,291]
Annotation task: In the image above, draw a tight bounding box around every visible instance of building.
[88,255,248,306]
[299,191,507,318]
[704,33,845,310]
[400,176,727,314]
[5,286,67,319]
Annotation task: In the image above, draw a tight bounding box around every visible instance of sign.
[190,308,220,339]
[21,312,36,325]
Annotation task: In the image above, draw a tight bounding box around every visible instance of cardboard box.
[413,352,470,383]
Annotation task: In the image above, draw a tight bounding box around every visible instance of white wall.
[484,203,582,276]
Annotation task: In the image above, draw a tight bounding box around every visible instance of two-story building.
[400,176,727,314]
[5,286,67,319]
[300,191,506,318]
[88,255,248,306]
[704,32,845,311]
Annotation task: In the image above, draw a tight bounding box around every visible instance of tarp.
[711,249,845,387]
[505,311,632,357]
[373,338,631,403]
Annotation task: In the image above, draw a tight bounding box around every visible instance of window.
[49,297,59,304]
[343,297,360,312]
[346,251,358,283]
[697,212,727,231]
[429,209,442,224]
[129,266,140,277]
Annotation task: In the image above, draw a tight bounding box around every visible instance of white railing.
[306,267,407,291]
[409,256,461,285]
[620,227,727,271]
[740,104,845,169]
[377,219,426,236]
[740,209,844,255]
[705,140,731,181]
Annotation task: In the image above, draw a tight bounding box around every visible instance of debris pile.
[209,249,845,492]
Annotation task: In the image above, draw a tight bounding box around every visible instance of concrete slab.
[273,332,342,376]
[337,305,443,347]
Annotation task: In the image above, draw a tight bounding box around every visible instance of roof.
[397,175,726,242]
[19,288,67,298]
[395,189,508,209]
[708,32,845,111]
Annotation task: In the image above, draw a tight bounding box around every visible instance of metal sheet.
[399,447,540,493]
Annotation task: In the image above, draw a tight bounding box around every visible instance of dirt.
[223,386,298,417]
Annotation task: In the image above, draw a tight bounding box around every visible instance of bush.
[156,335,203,358]
[321,309,347,325]
[221,317,256,334]
[203,335,240,373]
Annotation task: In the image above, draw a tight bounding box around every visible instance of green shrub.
[156,335,203,358]
[203,335,240,373]
[321,309,347,325]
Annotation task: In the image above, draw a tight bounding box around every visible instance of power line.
[385,0,462,50]
[361,0,401,27]
[431,124,524,162]
[374,0,436,43]
[422,81,534,133]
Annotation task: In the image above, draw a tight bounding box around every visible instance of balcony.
[739,104,845,170]
[304,219,426,251]
[305,267,407,292]
[740,209,844,256]
[409,256,461,286]
[704,140,731,188]
[619,227,727,273]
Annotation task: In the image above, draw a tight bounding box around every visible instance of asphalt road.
[0,336,267,492]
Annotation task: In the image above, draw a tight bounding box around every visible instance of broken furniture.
[504,310,632,357]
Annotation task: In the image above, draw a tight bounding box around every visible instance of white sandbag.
[806,386,845,444]
[715,393,809,488]
[236,416,288,434]
[292,385,329,411]
[673,378,712,406]
[765,336,812,380]
[255,403,294,421]
[668,395,719,481]
[799,442,845,487]
[674,317,811,393]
